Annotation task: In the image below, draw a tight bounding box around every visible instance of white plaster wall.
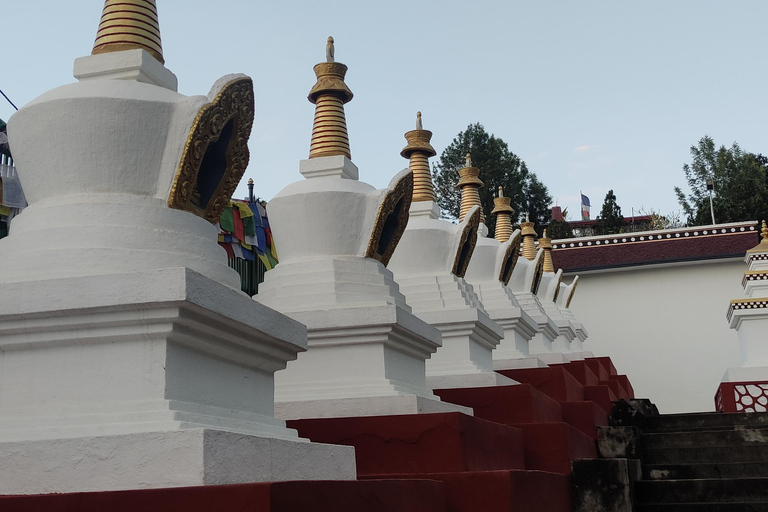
[567,259,744,413]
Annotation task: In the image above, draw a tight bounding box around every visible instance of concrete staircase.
[636,412,768,511]
[575,405,768,511]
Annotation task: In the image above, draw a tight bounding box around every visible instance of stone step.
[287,412,526,475]
[646,412,768,433]
[591,356,618,377]
[497,367,585,403]
[636,503,768,511]
[635,478,768,504]
[644,444,768,465]
[644,427,768,449]
[611,374,635,399]
[645,462,768,480]
[363,470,572,512]
[510,422,597,474]
[0,479,448,512]
[434,383,563,425]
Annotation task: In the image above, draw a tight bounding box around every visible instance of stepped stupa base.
[275,394,472,420]
[565,351,595,361]
[427,371,516,390]
[494,357,549,370]
[0,429,356,495]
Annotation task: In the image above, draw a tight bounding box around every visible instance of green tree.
[547,219,574,239]
[432,123,552,237]
[595,189,624,235]
[674,136,768,226]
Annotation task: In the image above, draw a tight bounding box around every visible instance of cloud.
[573,145,597,154]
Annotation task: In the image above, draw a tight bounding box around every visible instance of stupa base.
[0,428,356,495]
[565,351,595,361]
[427,371,517,390]
[275,395,472,420]
[493,356,549,370]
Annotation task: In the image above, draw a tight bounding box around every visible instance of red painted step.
[288,412,526,476]
[584,385,618,414]
[434,383,563,425]
[561,401,609,440]
[584,358,610,382]
[557,361,600,386]
[511,422,597,474]
[592,356,618,376]
[610,374,635,399]
[600,379,627,400]
[363,470,572,512]
[498,367,585,403]
[0,480,448,512]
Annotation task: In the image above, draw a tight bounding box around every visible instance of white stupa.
[387,127,511,390]
[506,219,564,364]
[719,221,768,412]
[0,1,354,494]
[255,43,468,419]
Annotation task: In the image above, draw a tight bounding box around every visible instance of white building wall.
[567,259,743,413]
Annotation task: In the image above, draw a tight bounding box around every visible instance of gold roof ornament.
[747,220,768,254]
[539,229,555,273]
[457,154,485,224]
[521,212,537,261]
[401,112,437,202]
[492,186,515,243]
[92,0,164,64]
[308,36,354,160]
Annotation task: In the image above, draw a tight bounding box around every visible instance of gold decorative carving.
[366,171,414,266]
[566,278,579,308]
[452,207,481,278]
[308,59,354,159]
[552,274,563,303]
[530,252,545,294]
[167,77,255,223]
[498,234,521,286]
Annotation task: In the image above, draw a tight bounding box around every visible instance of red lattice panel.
[716,381,768,412]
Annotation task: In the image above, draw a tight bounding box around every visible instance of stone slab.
[0,429,356,495]
[275,395,472,420]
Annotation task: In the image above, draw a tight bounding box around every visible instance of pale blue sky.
[2,1,766,221]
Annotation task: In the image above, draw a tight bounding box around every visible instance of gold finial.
[248,178,254,185]
[539,230,554,272]
[492,186,515,242]
[520,215,537,261]
[747,220,768,254]
[401,112,437,202]
[92,0,164,64]
[457,155,485,224]
[308,37,353,159]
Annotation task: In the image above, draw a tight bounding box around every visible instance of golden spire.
[457,154,485,223]
[92,0,164,64]
[307,36,354,159]
[521,213,537,261]
[401,112,437,202]
[539,229,555,272]
[492,186,515,242]
[747,220,768,254]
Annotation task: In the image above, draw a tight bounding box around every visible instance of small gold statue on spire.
[326,36,335,63]
[416,111,423,130]
[466,153,472,168]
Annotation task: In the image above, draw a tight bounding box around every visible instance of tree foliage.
[547,219,574,239]
[595,189,624,235]
[674,136,768,226]
[432,123,552,236]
